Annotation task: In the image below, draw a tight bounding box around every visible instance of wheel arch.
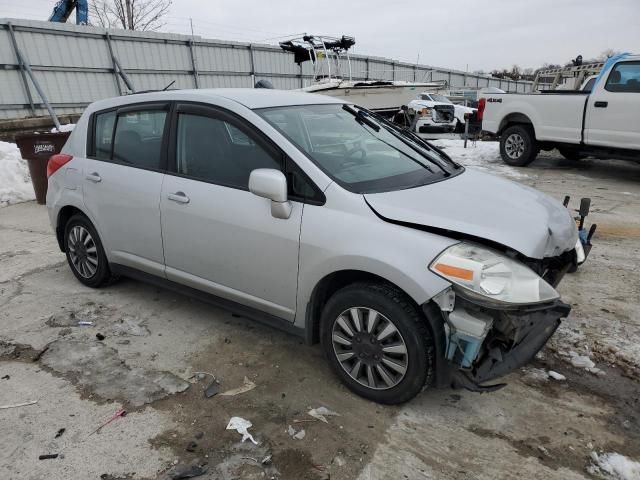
[55,205,85,251]
[55,204,106,256]
[498,112,536,138]
[304,270,451,388]
[304,269,443,346]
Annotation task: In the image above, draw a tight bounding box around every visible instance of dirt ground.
[1,146,639,480]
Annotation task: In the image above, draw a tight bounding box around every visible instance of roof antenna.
[163,80,176,91]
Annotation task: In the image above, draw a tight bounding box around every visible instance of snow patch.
[548,371,566,381]
[589,451,640,480]
[430,139,530,179]
[51,123,75,133]
[0,141,35,207]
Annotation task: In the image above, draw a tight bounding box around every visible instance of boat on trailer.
[280,35,447,116]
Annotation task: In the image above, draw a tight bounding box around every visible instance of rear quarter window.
[93,111,116,160]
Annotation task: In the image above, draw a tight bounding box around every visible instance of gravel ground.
[1,142,639,480]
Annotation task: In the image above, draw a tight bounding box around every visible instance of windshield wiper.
[342,104,380,132]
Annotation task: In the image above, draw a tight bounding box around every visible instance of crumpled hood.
[365,169,577,259]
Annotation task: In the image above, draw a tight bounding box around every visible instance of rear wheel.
[64,214,112,288]
[320,282,435,404]
[500,125,538,166]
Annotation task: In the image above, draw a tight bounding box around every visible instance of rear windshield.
[256,104,460,193]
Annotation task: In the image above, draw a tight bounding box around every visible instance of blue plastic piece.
[446,332,483,368]
[49,0,88,25]
[578,228,588,245]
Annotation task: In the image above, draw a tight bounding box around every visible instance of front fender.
[294,190,457,328]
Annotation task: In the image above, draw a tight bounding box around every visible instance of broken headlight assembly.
[429,243,559,307]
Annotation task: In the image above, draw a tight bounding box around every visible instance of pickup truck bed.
[479,54,640,166]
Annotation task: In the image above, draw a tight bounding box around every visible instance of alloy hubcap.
[505,133,526,159]
[331,307,408,390]
[68,225,98,279]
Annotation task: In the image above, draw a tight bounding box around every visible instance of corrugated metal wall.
[0,18,536,120]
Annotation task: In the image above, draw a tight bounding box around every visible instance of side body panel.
[81,159,166,276]
[160,176,303,321]
[585,62,640,150]
[294,183,456,328]
[482,93,586,143]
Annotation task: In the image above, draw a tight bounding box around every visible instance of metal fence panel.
[0,18,536,121]
[200,74,253,88]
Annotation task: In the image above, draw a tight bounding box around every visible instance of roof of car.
[89,88,347,112]
[203,88,347,109]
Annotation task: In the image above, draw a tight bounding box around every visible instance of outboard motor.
[255,80,274,89]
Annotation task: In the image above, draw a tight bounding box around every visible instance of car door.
[83,102,170,277]
[585,61,640,149]
[160,103,304,321]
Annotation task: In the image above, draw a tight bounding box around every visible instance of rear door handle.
[167,191,190,204]
[594,101,608,108]
[86,172,102,183]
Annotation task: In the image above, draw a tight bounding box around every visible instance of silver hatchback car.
[47,89,587,404]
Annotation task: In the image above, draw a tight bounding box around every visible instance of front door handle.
[167,191,190,204]
[86,172,102,183]
[594,101,608,108]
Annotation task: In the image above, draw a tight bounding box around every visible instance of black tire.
[320,282,435,404]
[558,148,586,161]
[63,214,113,288]
[500,125,538,166]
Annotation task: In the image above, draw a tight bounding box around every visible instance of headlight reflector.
[430,243,559,306]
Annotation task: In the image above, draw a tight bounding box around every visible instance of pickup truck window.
[429,94,452,104]
[605,62,640,93]
[582,77,596,92]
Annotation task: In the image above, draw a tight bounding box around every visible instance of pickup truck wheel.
[320,282,434,404]
[500,125,538,166]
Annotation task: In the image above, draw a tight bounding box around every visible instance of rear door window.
[90,105,168,170]
[112,110,168,170]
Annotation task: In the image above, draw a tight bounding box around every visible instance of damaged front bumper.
[425,295,571,393]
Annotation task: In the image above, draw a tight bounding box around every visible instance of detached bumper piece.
[445,299,571,392]
[564,195,597,265]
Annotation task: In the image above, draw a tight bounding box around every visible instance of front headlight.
[429,243,559,306]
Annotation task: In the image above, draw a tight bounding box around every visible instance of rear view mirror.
[249,169,292,219]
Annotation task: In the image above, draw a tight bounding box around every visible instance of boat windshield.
[256,104,461,194]
[429,94,452,104]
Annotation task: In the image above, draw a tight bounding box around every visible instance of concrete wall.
[0,18,536,121]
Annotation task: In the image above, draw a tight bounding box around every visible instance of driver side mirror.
[248,169,292,219]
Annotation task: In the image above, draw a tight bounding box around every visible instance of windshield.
[256,104,460,193]
[429,94,452,104]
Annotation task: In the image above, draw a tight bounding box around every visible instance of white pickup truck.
[479,54,640,166]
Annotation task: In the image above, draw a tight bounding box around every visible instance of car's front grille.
[433,105,455,123]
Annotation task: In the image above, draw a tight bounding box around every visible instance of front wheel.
[320,282,435,404]
[500,125,538,166]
